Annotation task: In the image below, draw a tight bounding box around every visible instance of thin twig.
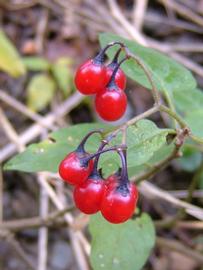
[0,166,3,222]
[0,107,25,152]
[38,179,49,270]
[0,90,56,130]
[158,0,203,27]
[0,206,74,232]
[0,230,36,270]
[0,92,83,162]
[156,237,203,264]
[132,0,148,31]
[37,173,90,270]
[139,181,203,220]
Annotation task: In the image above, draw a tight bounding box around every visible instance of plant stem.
[134,127,188,184]
[162,89,178,128]
[190,134,203,145]
[123,48,161,105]
[135,147,178,184]
[159,104,188,128]
[125,106,159,127]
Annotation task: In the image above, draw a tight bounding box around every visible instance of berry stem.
[93,41,125,64]
[90,139,109,177]
[76,129,103,153]
[90,132,119,175]
[83,145,126,164]
[118,149,129,186]
[107,56,130,88]
[109,48,122,66]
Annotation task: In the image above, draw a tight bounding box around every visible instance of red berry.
[73,176,105,214]
[58,152,93,186]
[105,170,121,188]
[101,183,138,224]
[105,65,126,90]
[74,59,107,95]
[95,86,127,121]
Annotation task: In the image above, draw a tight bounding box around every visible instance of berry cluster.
[74,42,129,121]
[58,130,138,224]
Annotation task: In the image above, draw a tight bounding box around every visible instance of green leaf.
[4,123,106,172]
[4,121,171,174]
[177,145,202,172]
[99,33,196,93]
[26,74,56,112]
[128,143,174,178]
[174,88,203,114]
[89,212,155,270]
[185,110,203,138]
[23,57,50,71]
[0,29,26,77]
[101,120,171,176]
[51,57,73,96]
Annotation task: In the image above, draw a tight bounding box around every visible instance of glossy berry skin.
[58,152,93,186]
[95,86,127,121]
[105,65,126,90]
[74,59,107,95]
[73,177,105,214]
[105,173,120,188]
[101,183,138,224]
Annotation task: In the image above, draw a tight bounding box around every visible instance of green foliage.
[0,29,26,77]
[23,56,50,71]
[178,145,202,172]
[51,57,73,96]
[128,144,174,178]
[173,88,203,113]
[26,74,56,112]
[185,110,203,138]
[99,33,196,93]
[4,123,106,173]
[4,121,171,174]
[89,212,155,270]
[101,120,172,176]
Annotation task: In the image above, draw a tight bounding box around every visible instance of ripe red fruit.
[105,65,126,90]
[74,59,107,95]
[58,129,103,186]
[58,152,93,186]
[105,169,121,188]
[73,175,105,214]
[101,182,138,224]
[95,85,127,121]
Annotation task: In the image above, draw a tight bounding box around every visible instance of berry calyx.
[58,130,102,185]
[105,49,126,90]
[101,149,138,223]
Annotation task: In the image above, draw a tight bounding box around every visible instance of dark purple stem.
[83,145,125,165]
[108,48,122,67]
[107,56,130,88]
[93,41,125,64]
[118,149,130,187]
[76,129,103,153]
